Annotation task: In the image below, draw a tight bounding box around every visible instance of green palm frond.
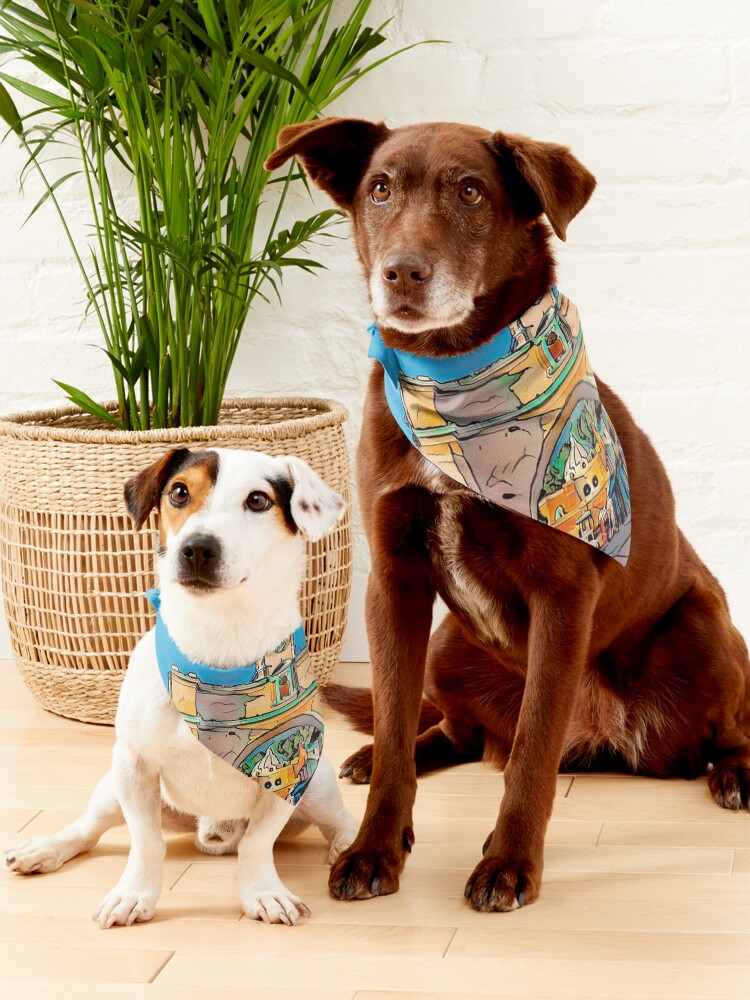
[0,0,431,428]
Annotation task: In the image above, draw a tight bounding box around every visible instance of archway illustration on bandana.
[236,712,324,804]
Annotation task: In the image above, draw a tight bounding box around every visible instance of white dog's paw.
[5,837,66,875]
[241,883,311,925]
[195,817,247,856]
[94,885,158,929]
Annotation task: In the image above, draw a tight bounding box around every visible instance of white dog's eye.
[169,482,190,507]
[246,490,272,512]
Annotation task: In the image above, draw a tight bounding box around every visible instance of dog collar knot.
[146,589,323,805]
[368,287,631,565]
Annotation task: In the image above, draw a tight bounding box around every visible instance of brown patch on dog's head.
[157,451,220,547]
[265,475,298,535]
[266,118,596,356]
[124,449,219,544]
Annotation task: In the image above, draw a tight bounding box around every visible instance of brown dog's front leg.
[329,554,434,900]
[464,584,599,912]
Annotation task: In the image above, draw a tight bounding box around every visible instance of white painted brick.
[536,48,729,110]
[534,109,750,183]
[634,390,747,462]
[601,0,750,40]
[396,0,601,45]
[471,51,542,123]
[731,41,750,99]
[557,251,749,320]
[331,44,486,124]
[572,182,750,249]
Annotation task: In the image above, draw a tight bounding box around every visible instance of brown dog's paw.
[708,756,750,810]
[328,833,411,900]
[463,853,541,912]
[338,744,374,784]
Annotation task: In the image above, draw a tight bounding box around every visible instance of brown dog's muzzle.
[381,253,432,290]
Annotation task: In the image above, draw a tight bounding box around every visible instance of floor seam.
[149,950,175,984]
[168,863,191,891]
[441,927,458,958]
[15,809,42,834]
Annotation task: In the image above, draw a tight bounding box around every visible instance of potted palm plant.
[0,0,411,722]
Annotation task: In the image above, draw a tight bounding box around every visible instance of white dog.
[6,447,358,927]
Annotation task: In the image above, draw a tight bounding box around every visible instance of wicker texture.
[0,398,352,724]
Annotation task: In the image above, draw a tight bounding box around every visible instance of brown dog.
[266,118,750,912]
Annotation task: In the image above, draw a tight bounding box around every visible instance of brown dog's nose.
[382,254,432,286]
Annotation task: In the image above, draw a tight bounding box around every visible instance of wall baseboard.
[2,572,747,663]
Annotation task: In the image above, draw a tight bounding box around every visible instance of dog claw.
[371,876,381,895]
[402,829,414,853]
[339,766,353,778]
[517,891,526,907]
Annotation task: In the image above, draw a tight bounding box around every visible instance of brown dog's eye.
[169,482,190,507]
[370,181,391,204]
[246,491,272,512]
[458,185,483,205]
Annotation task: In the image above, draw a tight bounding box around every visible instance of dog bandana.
[369,287,631,565]
[146,589,323,805]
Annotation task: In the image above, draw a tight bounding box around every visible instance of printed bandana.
[369,287,631,565]
[146,589,323,805]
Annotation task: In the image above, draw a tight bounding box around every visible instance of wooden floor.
[2,661,750,1000]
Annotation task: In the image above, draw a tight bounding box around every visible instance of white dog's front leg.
[294,755,359,864]
[239,791,308,925]
[94,742,165,929]
[6,770,123,875]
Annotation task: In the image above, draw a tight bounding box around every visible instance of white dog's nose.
[180,534,220,570]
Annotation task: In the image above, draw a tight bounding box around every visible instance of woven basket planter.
[0,397,352,724]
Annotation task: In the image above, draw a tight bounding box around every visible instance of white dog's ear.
[281,456,346,542]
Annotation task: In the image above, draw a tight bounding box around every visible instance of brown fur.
[268,119,750,912]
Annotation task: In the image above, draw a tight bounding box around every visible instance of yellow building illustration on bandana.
[378,289,631,564]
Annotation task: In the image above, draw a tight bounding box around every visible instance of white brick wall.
[1,0,748,656]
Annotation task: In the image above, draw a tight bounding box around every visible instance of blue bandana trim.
[368,287,631,565]
[146,589,323,805]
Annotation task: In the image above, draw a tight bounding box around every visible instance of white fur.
[368,267,475,334]
[5,449,356,926]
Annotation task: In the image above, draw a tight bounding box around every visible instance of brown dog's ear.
[124,448,191,530]
[265,116,391,209]
[486,132,596,241]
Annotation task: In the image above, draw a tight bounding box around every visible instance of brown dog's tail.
[321,683,443,735]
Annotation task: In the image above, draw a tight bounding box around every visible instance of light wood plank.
[563,775,729,821]
[733,849,750,874]
[2,854,190,890]
[0,943,172,984]
[448,927,750,963]
[600,820,750,848]
[354,994,725,1000]
[0,914,453,957]
[156,951,750,995]
[12,985,353,1000]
